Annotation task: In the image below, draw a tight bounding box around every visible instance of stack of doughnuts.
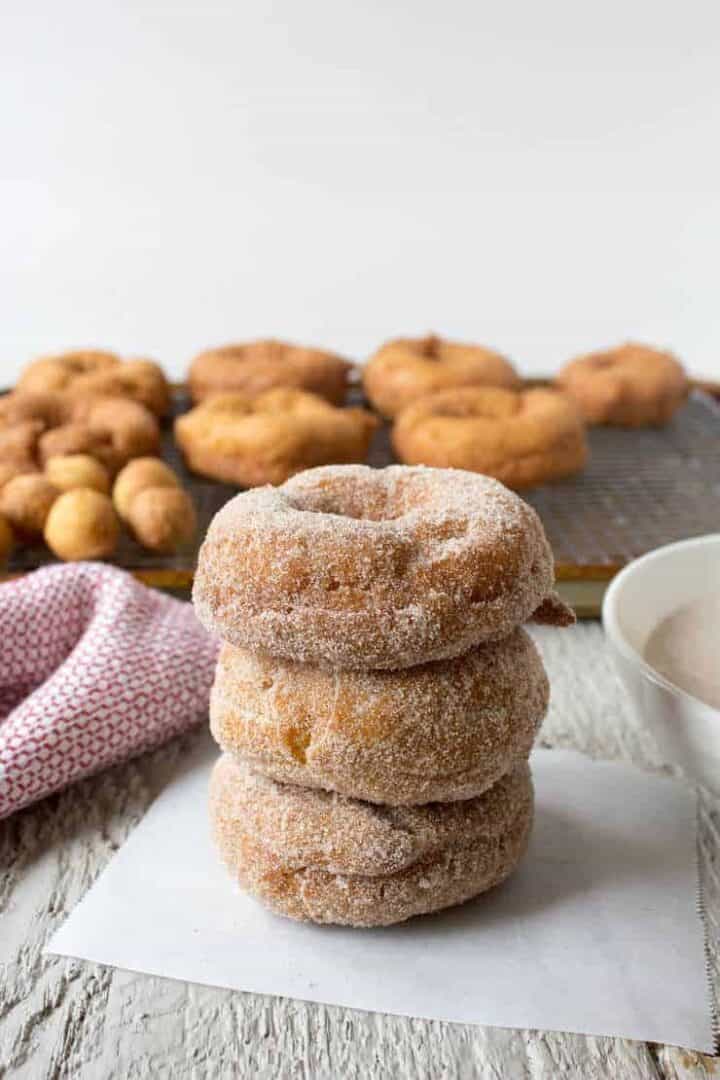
[194,463,574,927]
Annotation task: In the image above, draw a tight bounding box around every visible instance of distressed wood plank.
[0,624,714,1079]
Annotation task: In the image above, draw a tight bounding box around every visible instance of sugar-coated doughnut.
[44,489,119,561]
[44,454,111,494]
[193,464,574,670]
[126,486,197,553]
[112,457,180,521]
[66,359,171,416]
[392,386,587,489]
[556,342,688,426]
[0,515,13,563]
[210,755,533,926]
[17,350,119,394]
[363,334,521,418]
[0,474,58,535]
[175,389,379,487]
[188,339,351,405]
[210,627,548,805]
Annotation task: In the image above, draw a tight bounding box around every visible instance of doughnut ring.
[392,386,588,489]
[65,359,170,416]
[0,390,160,474]
[210,627,548,805]
[17,352,170,416]
[0,390,72,431]
[175,389,378,487]
[363,334,521,418]
[16,351,120,394]
[188,339,351,405]
[193,464,574,670]
[58,396,160,472]
[210,755,533,926]
[556,342,688,426]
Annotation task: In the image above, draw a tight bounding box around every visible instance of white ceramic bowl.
[602,534,720,793]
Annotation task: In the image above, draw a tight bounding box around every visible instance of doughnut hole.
[44,489,120,561]
[0,474,59,536]
[45,454,111,494]
[113,457,179,521]
[127,486,197,553]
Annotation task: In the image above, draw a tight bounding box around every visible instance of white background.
[2,0,719,382]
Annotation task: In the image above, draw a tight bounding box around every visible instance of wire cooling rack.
[4,387,720,611]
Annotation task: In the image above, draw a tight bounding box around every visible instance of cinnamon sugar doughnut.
[210,755,533,926]
[175,389,378,487]
[193,464,574,670]
[189,339,351,405]
[392,386,587,489]
[210,627,548,805]
[556,342,688,427]
[66,359,170,416]
[363,334,521,418]
[17,350,120,394]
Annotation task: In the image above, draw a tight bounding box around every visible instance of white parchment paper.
[47,735,713,1051]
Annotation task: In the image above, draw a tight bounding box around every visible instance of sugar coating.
[210,627,549,805]
[193,464,571,670]
[209,755,533,926]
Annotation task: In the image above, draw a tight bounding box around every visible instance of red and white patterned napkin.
[0,563,218,819]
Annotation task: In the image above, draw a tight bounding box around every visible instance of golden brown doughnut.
[188,339,351,405]
[44,489,120,561]
[37,423,120,473]
[126,487,197,553]
[0,460,38,489]
[66,359,171,416]
[175,389,379,487]
[210,627,548,805]
[0,422,44,467]
[112,457,180,521]
[0,515,13,564]
[68,395,161,467]
[0,390,72,430]
[193,464,573,670]
[210,755,533,926]
[16,350,120,394]
[44,454,111,494]
[363,334,521,418]
[0,389,160,475]
[0,474,58,536]
[556,342,688,426]
[392,386,588,489]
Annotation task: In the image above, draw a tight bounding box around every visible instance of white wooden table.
[2,622,719,1079]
